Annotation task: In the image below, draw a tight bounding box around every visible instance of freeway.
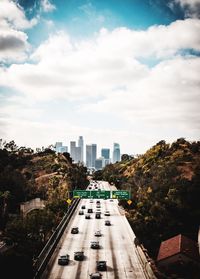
[43,181,149,279]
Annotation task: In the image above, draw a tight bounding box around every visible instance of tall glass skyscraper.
[101,148,110,159]
[70,141,76,161]
[78,136,84,163]
[86,144,97,168]
[86,145,92,167]
[91,144,97,167]
[113,143,121,163]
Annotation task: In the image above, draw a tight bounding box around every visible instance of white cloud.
[0,0,37,29]
[41,0,56,13]
[0,0,37,62]
[175,0,200,17]
[1,18,200,153]
[176,0,200,6]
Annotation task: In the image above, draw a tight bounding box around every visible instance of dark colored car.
[79,210,84,215]
[95,213,101,219]
[96,200,100,204]
[58,254,70,265]
[105,220,111,226]
[81,205,86,209]
[90,272,102,279]
[104,211,110,216]
[90,241,100,249]
[88,208,93,213]
[85,214,91,219]
[94,230,102,237]
[96,261,107,271]
[74,251,84,261]
[71,227,79,234]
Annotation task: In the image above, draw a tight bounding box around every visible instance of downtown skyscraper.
[86,144,97,168]
[113,143,121,163]
[70,136,84,163]
[78,136,84,162]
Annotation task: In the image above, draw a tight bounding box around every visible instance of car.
[90,199,94,203]
[95,212,101,219]
[85,214,91,219]
[94,230,102,237]
[58,254,70,265]
[96,200,100,204]
[96,261,107,271]
[96,209,101,212]
[110,199,114,202]
[104,211,110,216]
[90,272,102,279]
[71,227,79,234]
[90,241,100,249]
[74,251,84,261]
[79,210,84,215]
[81,205,86,209]
[105,220,111,226]
[88,208,93,213]
[96,204,101,208]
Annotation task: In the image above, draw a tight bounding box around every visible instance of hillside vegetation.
[0,140,88,278]
[94,138,200,259]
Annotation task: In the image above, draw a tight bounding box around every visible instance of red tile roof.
[157,234,200,262]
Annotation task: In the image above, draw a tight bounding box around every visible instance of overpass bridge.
[20,198,45,217]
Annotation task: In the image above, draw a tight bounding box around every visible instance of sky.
[0,0,200,156]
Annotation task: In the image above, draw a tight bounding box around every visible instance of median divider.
[33,198,80,279]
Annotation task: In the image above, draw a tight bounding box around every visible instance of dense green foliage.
[94,139,200,261]
[0,140,89,278]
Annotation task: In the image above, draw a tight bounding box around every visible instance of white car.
[94,230,102,237]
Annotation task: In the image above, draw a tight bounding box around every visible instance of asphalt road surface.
[44,181,148,279]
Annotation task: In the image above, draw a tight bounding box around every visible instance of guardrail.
[135,243,158,279]
[33,198,80,279]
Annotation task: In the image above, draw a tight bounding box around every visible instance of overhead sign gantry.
[73,190,130,200]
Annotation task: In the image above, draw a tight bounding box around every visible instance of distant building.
[157,234,200,275]
[95,157,104,170]
[101,148,110,159]
[113,143,121,163]
[58,146,68,153]
[55,142,68,153]
[78,136,84,162]
[104,158,110,167]
[86,145,92,168]
[91,144,97,167]
[70,141,76,161]
[74,146,81,163]
[55,142,62,153]
[86,144,97,168]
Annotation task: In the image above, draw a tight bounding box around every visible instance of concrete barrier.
[33,198,80,279]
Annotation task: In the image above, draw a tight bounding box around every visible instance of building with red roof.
[157,234,200,277]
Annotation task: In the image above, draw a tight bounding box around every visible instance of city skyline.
[0,0,200,154]
[55,136,121,167]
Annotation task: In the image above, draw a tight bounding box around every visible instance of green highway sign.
[112,190,130,200]
[92,190,110,199]
[73,190,130,200]
[73,190,111,199]
[73,190,90,199]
